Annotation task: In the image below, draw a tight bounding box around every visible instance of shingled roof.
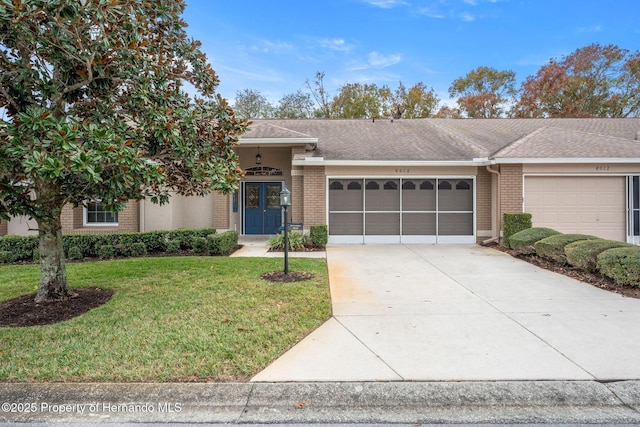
[241,118,640,163]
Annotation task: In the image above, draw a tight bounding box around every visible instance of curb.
[1,381,639,424]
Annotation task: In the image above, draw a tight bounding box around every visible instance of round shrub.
[597,246,640,287]
[166,240,181,253]
[98,244,115,259]
[192,237,208,254]
[508,227,560,255]
[565,239,631,272]
[67,246,83,260]
[129,242,147,257]
[309,225,328,247]
[534,234,601,264]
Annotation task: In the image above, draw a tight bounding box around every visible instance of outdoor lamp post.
[280,186,291,274]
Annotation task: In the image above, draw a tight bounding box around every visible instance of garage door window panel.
[330,179,363,211]
[365,179,399,211]
[403,179,436,211]
[439,179,473,212]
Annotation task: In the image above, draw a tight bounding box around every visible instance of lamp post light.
[280,186,291,275]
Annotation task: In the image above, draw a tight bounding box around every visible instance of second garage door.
[524,176,626,241]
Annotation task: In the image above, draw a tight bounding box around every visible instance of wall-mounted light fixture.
[255,147,262,165]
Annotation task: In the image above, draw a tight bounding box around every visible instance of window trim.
[83,201,119,227]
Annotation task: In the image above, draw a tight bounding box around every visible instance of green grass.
[0,257,331,382]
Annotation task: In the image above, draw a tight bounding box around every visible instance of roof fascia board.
[292,159,492,167]
[493,157,640,164]
[239,137,318,146]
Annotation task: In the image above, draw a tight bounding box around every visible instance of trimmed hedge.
[207,231,238,255]
[0,235,38,262]
[0,228,219,263]
[565,239,632,272]
[503,212,532,246]
[534,234,601,265]
[508,227,561,254]
[309,225,328,247]
[597,247,640,287]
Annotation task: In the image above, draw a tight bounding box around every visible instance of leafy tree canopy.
[449,66,517,118]
[514,43,640,118]
[0,0,247,301]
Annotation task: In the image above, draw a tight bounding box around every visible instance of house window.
[84,201,118,226]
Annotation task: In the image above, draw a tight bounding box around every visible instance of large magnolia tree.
[0,0,247,302]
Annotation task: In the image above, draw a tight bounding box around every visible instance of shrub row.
[207,231,239,255]
[503,212,532,247]
[0,228,227,263]
[507,227,640,287]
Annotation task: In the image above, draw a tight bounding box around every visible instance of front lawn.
[0,257,331,382]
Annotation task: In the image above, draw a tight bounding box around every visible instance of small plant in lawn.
[268,231,307,251]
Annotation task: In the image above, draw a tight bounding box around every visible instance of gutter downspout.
[483,165,501,245]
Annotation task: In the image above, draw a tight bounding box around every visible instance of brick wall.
[60,201,139,234]
[212,191,230,230]
[303,166,326,226]
[500,164,523,215]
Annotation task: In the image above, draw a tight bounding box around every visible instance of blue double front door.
[244,182,282,235]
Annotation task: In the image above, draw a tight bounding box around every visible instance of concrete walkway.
[230,236,326,258]
[253,244,640,382]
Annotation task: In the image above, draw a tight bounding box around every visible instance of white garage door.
[524,176,626,241]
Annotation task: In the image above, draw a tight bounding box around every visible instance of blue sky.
[182,0,639,107]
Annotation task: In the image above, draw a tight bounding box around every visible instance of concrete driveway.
[252,244,640,382]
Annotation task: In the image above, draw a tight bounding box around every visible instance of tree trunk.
[35,209,70,303]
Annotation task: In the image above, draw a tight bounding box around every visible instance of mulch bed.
[0,288,114,328]
[261,271,313,283]
[491,244,640,299]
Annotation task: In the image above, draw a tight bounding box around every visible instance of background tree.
[0,0,247,302]
[306,71,332,118]
[449,66,517,118]
[233,88,274,119]
[331,83,383,119]
[434,105,462,119]
[401,82,440,118]
[274,90,314,119]
[514,43,640,118]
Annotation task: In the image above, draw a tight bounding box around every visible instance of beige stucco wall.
[141,194,215,231]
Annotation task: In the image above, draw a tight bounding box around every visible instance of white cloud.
[464,0,477,5]
[361,0,409,8]
[249,39,294,54]
[418,7,445,18]
[368,51,402,67]
[460,12,476,21]
[319,38,353,52]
